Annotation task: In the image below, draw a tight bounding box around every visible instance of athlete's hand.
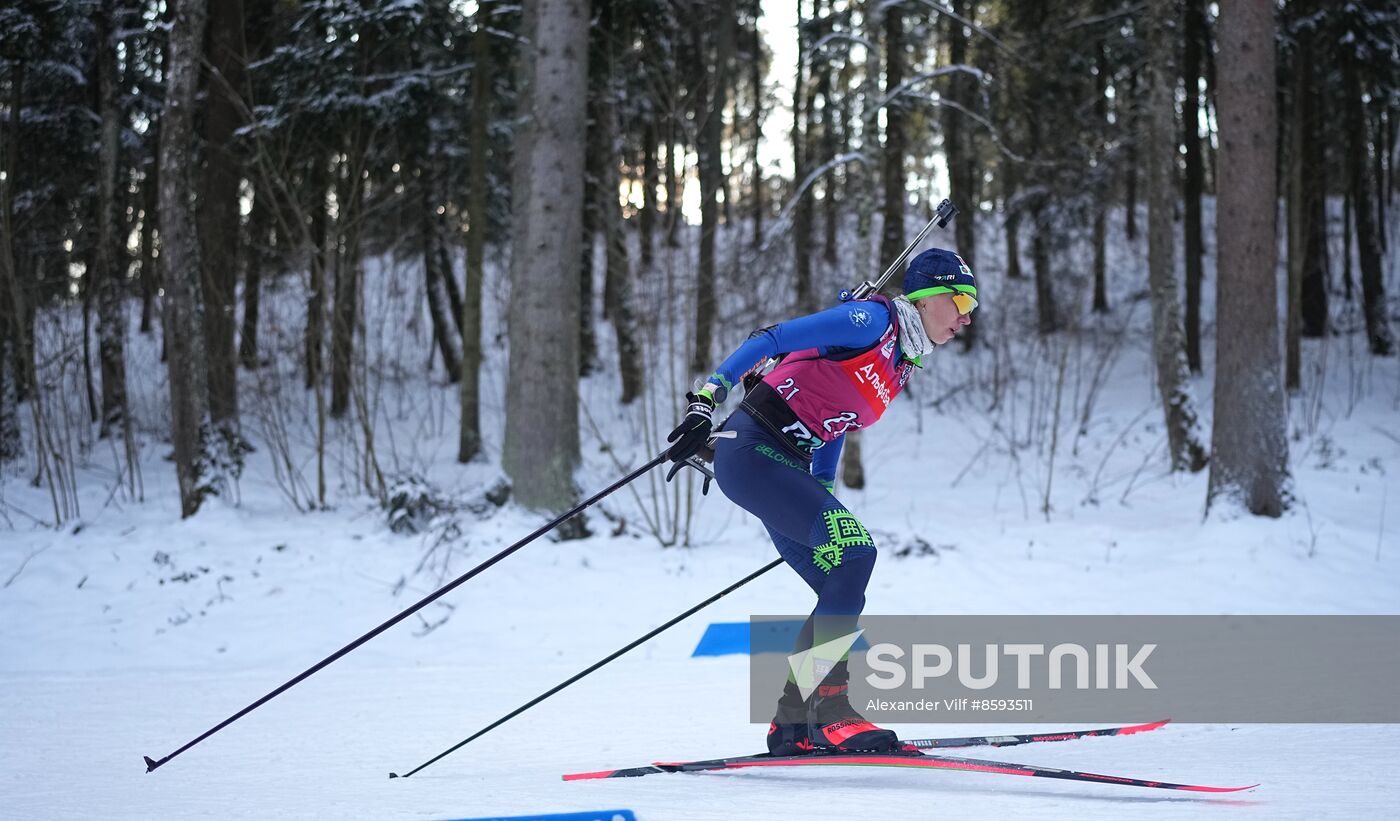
[666,392,716,463]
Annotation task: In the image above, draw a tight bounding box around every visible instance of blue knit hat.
[903,248,978,302]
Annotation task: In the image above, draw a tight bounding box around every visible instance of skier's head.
[903,248,977,344]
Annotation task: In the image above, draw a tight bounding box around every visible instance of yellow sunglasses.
[949,292,978,316]
[908,286,978,315]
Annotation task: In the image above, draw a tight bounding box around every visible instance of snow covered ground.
[3,204,1398,819]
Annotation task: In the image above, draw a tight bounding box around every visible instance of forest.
[1,0,1396,531]
[4,4,1400,816]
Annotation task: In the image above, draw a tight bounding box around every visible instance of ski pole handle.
[665,451,721,494]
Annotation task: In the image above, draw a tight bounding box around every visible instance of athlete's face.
[916,293,972,344]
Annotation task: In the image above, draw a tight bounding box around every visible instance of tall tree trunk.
[4,59,33,420]
[96,0,129,436]
[1387,104,1396,209]
[1285,76,1303,392]
[1297,23,1329,339]
[664,119,681,247]
[1124,68,1140,242]
[1183,0,1205,373]
[945,0,978,347]
[1032,217,1057,333]
[721,124,734,226]
[1090,209,1108,312]
[1387,103,1397,202]
[1092,31,1109,314]
[439,236,464,335]
[1345,40,1395,356]
[276,164,306,281]
[240,186,268,369]
[640,117,658,269]
[329,153,361,418]
[1342,191,1354,302]
[598,40,644,404]
[838,0,884,493]
[1285,1,1329,389]
[305,158,329,390]
[1146,0,1207,472]
[82,255,99,424]
[198,0,245,430]
[878,1,906,298]
[792,0,813,311]
[1202,5,1219,189]
[0,265,17,460]
[580,87,600,368]
[459,1,491,464]
[944,0,974,270]
[1208,0,1288,516]
[0,60,21,462]
[751,17,765,249]
[821,92,839,267]
[816,2,838,266]
[692,0,733,373]
[1003,160,1022,279]
[160,0,215,518]
[503,0,589,518]
[1024,12,1057,340]
[139,144,159,334]
[1374,108,1388,254]
[423,171,462,382]
[0,271,16,462]
[594,24,623,341]
[853,0,881,286]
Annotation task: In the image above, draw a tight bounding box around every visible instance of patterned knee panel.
[809,506,876,574]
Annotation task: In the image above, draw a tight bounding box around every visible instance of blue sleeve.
[810,434,844,490]
[705,301,890,400]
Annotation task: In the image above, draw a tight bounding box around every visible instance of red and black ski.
[563,719,1167,780]
[562,720,1256,792]
[905,718,1169,750]
[564,748,1255,792]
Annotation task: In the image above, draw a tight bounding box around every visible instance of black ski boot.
[766,679,816,755]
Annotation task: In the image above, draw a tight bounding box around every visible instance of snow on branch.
[875,65,986,113]
[904,0,1019,59]
[806,31,876,60]
[760,151,868,254]
[908,93,1040,167]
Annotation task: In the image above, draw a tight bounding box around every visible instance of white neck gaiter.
[892,295,933,364]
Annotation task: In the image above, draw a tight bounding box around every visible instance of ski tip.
[1119,718,1171,735]
[1184,782,1260,793]
[562,769,616,781]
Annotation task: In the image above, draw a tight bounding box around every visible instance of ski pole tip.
[388,772,400,779]
[144,755,161,773]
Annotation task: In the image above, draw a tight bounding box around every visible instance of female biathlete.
[666,247,979,755]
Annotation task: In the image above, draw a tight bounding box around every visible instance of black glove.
[666,392,716,463]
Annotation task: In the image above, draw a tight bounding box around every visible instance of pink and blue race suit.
[703,295,919,647]
[743,295,916,457]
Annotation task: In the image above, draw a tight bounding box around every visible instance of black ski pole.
[145,449,673,774]
[389,557,784,779]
